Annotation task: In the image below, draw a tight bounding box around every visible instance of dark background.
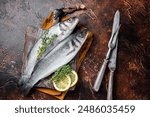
[0,0,150,99]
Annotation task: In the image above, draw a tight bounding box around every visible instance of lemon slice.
[52,75,71,92]
[68,70,78,87]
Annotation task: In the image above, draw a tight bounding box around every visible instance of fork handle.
[107,71,114,100]
[93,59,108,92]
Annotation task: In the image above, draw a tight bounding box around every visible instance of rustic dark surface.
[0,0,150,100]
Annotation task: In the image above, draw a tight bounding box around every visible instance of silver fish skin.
[19,17,79,86]
[21,29,88,95]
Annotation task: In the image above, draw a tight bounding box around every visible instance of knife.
[107,39,118,100]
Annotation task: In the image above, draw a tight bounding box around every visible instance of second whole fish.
[21,29,89,95]
[19,17,79,86]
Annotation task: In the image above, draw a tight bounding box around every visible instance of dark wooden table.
[0,0,149,100]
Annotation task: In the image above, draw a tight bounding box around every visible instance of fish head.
[65,30,88,57]
[62,17,79,31]
[53,9,63,20]
[76,30,88,43]
[66,30,88,52]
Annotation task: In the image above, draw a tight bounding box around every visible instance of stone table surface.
[0,0,150,100]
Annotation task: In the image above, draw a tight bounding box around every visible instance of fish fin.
[18,75,30,87]
[21,83,33,96]
[18,78,24,87]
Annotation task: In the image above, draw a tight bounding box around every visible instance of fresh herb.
[37,31,58,59]
[51,64,72,82]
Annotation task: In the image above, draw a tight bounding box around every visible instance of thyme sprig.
[37,30,58,59]
[51,65,72,82]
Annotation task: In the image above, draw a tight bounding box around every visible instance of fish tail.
[18,75,30,87]
[21,83,33,96]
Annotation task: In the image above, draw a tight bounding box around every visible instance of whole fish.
[19,17,79,86]
[21,29,88,95]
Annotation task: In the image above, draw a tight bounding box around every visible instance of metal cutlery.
[93,10,121,100]
[107,39,118,100]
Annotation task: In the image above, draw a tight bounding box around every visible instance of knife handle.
[107,71,114,100]
[93,59,108,92]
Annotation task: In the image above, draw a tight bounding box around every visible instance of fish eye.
[68,18,73,22]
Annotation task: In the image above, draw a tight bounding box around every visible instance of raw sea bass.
[19,17,79,86]
[21,29,89,95]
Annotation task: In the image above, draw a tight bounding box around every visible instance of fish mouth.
[73,17,79,25]
[53,9,62,19]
